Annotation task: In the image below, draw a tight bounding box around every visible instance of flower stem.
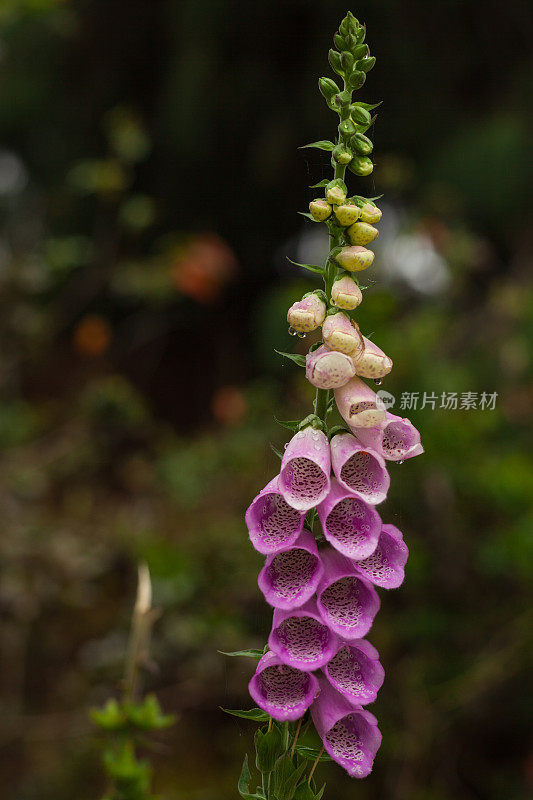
[290,717,303,759]
[308,746,325,785]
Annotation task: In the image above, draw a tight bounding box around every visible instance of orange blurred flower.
[212,385,248,426]
[72,315,112,358]
[170,233,237,304]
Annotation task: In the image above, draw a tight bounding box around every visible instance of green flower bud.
[350,105,372,126]
[347,71,365,91]
[341,51,354,72]
[360,203,382,224]
[347,221,379,246]
[335,90,352,108]
[339,12,358,37]
[350,132,373,156]
[334,33,345,50]
[318,77,340,103]
[338,119,356,139]
[332,144,353,165]
[326,184,347,206]
[357,56,376,73]
[352,44,369,60]
[309,199,332,222]
[334,203,361,227]
[349,156,374,176]
[343,33,356,50]
[328,49,343,75]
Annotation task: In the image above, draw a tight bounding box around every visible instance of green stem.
[314,388,329,420]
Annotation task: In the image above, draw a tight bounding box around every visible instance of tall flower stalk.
[224,13,423,798]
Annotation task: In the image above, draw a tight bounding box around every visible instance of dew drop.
[374,378,383,386]
[288,327,298,336]
[297,332,307,339]
[397,460,404,465]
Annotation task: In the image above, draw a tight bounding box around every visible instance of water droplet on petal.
[374,378,383,385]
[397,460,404,465]
[284,442,289,449]
[297,332,307,339]
[288,326,297,336]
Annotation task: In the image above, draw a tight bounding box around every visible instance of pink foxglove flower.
[352,336,393,380]
[311,676,382,778]
[335,376,386,428]
[353,524,408,589]
[316,548,380,640]
[248,650,319,722]
[323,639,385,706]
[287,293,326,333]
[330,432,390,505]
[245,476,305,554]
[352,411,424,461]
[317,479,381,560]
[305,345,356,390]
[322,312,363,355]
[279,426,331,512]
[257,529,324,610]
[269,599,338,671]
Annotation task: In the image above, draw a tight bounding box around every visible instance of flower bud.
[347,221,379,246]
[322,312,363,356]
[309,198,332,222]
[349,156,374,176]
[331,275,363,309]
[332,144,352,165]
[335,245,374,272]
[287,293,326,333]
[338,119,356,139]
[348,71,366,91]
[318,76,340,103]
[360,203,382,224]
[335,376,387,428]
[350,132,373,156]
[326,185,347,206]
[350,104,372,126]
[334,203,360,227]
[306,344,356,389]
[352,336,393,379]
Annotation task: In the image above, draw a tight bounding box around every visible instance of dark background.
[0,1,531,798]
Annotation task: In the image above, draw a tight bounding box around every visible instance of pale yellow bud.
[322,312,363,356]
[309,199,332,222]
[325,185,347,206]
[331,275,363,310]
[347,221,379,246]
[360,203,382,224]
[335,245,375,272]
[334,203,361,227]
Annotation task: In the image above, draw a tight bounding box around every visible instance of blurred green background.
[0,1,531,798]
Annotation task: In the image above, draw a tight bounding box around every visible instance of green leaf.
[357,114,377,134]
[293,784,316,800]
[219,649,264,659]
[273,754,307,800]
[299,141,336,152]
[287,258,325,276]
[314,785,326,800]
[270,443,283,459]
[274,417,302,432]
[222,707,270,722]
[297,212,315,220]
[124,694,175,731]
[274,350,306,368]
[294,746,332,762]
[238,754,259,800]
[309,179,329,188]
[255,724,283,773]
[356,101,383,111]
[90,698,127,731]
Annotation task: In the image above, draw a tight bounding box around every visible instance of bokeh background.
[0,1,531,798]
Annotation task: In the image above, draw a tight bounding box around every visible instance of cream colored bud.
[352,336,393,379]
[331,275,363,310]
[347,221,379,246]
[335,245,375,272]
[334,203,361,227]
[322,312,363,356]
[309,199,332,222]
[287,294,327,333]
[325,185,347,206]
[360,203,382,224]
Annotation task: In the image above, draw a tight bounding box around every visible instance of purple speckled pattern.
[323,639,384,706]
[279,427,331,512]
[317,479,381,560]
[269,599,338,671]
[330,432,390,505]
[245,476,305,555]
[305,344,356,390]
[351,412,424,461]
[353,524,408,589]
[316,548,380,640]
[311,675,382,778]
[248,650,319,721]
[257,530,324,610]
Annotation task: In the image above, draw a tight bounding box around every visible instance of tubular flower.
[352,524,408,589]
[351,412,424,461]
[352,336,393,379]
[287,293,326,333]
[330,432,390,505]
[335,376,387,428]
[306,345,356,390]
[248,650,319,721]
[269,599,338,671]
[331,275,363,310]
[245,476,305,554]
[334,245,374,272]
[309,198,332,222]
[257,529,324,610]
[347,221,379,246]
[311,676,382,778]
[322,312,363,355]
[279,426,331,511]
[323,639,385,706]
[317,479,382,560]
[359,203,382,224]
[316,548,380,639]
